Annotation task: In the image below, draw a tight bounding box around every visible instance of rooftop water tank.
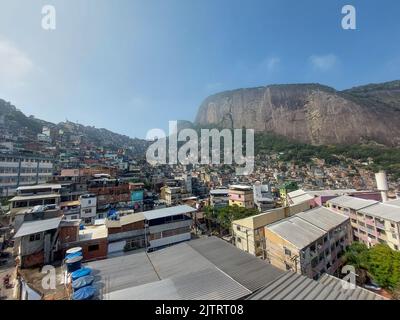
[65,255,83,273]
[71,267,92,281]
[72,285,96,300]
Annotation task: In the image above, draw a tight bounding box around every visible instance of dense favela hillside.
[195,81,400,146]
[0,99,149,156]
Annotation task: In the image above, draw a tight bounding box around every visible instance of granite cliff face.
[194,82,400,146]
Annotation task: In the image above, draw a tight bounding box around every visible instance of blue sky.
[0,0,399,138]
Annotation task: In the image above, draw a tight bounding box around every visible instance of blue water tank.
[72,285,96,300]
[65,251,83,261]
[72,275,95,291]
[65,256,83,273]
[71,267,92,281]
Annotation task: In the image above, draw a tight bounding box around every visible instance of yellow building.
[264,207,352,280]
[228,185,254,209]
[232,201,312,258]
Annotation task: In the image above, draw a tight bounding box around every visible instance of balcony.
[349,211,358,219]
[377,231,387,241]
[365,218,375,226]
[358,225,368,233]
[376,221,385,230]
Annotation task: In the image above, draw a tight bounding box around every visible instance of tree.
[368,244,400,289]
[344,243,400,290]
[343,242,369,269]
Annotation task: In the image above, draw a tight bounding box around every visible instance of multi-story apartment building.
[232,201,315,258]
[87,178,130,210]
[327,195,400,251]
[9,184,62,229]
[228,185,254,209]
[0,153,53,196]
[163,186,182,206]
[264,207,352,280]
[143,205,196,251]
[209,189,229,209]
[80,194,97,225]
[253,182,275,212]
[9,184,61,215]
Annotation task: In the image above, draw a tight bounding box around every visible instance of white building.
[0,154,53,196]
[79,194,97,225]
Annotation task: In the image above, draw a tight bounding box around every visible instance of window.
[236,237,241,243]
[284,248,292,256]
[236,226,240,231]
[29,233,41,241]
[285,262,291,271]
[88,244,99,252]
[84,218,92,224]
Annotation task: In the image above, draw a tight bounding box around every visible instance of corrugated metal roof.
[358,203,400,222]
[16,184,61,191]
[89,237,284,299]
[88,251,160,293]
[388,199,400,207]
[307,189,357,197]
[147,242,216,279]
[267,217,326,249]
[296,207,349,231]
[210,189,229,195]
[288,193,314,206]
[247,272,385,300]
[318,274,386,300]
[142,205,197,220]
[10,193,61,202]
[14,217,62,238]
[327,195,378,210]
[105,267,251,300]
[188,237,284,292]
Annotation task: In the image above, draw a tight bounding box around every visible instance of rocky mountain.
[0,99,149,155]
[195,81,400,146]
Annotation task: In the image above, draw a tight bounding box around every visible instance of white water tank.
[375,171,389,202]
[375,171,389,191]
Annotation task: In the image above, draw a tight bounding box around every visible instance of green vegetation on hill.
[255,133,400,179]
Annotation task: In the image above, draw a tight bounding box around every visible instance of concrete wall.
[148,232,191,249]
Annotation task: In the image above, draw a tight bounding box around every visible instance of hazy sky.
[0,0,400,138]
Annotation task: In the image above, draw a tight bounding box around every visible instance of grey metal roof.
[387,198,400,207]
[210,189,229,195]
[14,217,62,238]
[318,274,386,300]
[327,195,378,210]
[10,193,61,202]
[88,251,160,293]
[105,267,251,300]
[296,207,349,231]
[247,272,386,300]
[188,237,284,292]
[89,237,284,299]
[358,203,400,222]
[267,217,326,249]
[142,205,197,220]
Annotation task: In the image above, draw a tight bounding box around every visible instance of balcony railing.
[375,221,385,230]
[377,232,387,240]
[365,218,375,226]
